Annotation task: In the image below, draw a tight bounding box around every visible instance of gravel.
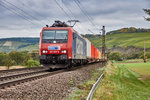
[0,63,103,100]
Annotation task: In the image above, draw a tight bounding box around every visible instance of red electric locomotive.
[39,21,102,69]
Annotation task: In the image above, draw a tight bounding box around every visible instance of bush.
[26,59,40,67]
[140,52,150,59]
[127,52,142,59]
[30,50,39,61]
[109,52,122,61]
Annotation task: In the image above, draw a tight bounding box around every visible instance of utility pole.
[102,26,106,60]
[144,40,146,63]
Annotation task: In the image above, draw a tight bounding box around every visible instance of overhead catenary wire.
[55,0,87,34]
[76,0,99,30]
[17,0,52,24]
[0,2,34,24]
[2,0,46,25]
[61,0,76,20]
[54,0,72,20]
[73,0,99,31]
[61,0,87,34]
[3,0,38,20]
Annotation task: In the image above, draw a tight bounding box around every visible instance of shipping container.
[72,32,86,59]
[85,38,91,58]
[95,48,99,59]
[91,44,95,59]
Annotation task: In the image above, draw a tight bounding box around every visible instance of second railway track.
[0,67,47,77]
[0,68,66,89]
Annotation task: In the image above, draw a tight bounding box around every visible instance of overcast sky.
[0,0,150,38]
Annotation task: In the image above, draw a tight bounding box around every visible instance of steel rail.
[0,70,46,81]
[86,73,104,100]
[0,69,66,89]
[0,67,44,73]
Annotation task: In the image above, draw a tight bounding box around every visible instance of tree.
[0,53,7,65]
[127,52,142,59]
[109,52,122,61]
[2,55,15,69]
[20,51,31,65]
[143,9,150,21]
[9,51,24,65]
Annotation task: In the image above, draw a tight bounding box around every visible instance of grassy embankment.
[93,61,150,100]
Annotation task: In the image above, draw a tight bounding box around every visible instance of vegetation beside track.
[92,61,150,100]
[0,51,40,69]
[66,65,105,100]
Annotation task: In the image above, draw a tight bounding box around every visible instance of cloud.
[0,0,150,38]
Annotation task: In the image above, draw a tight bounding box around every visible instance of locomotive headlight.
[42,50,46,53]
[61,50,67,53]
[63,50,66,53]
[42,50,48,53]
[61,50,64,53]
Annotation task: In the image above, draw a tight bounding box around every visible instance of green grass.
[89,33,150,48]
[116,59,144,63]
[119,62,150,76]
[92,62,150,100]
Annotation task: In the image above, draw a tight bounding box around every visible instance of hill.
[0,30,150,53]
[88,32,150,49]
[0,38,39,52]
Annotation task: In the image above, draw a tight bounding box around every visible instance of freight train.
[39,21,103,69]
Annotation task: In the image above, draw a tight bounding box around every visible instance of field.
[89,33,150,48]
[123,63,150,76]
[92,61,150,100]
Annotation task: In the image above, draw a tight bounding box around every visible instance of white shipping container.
[85,38,91,58]
[76,38,84,59]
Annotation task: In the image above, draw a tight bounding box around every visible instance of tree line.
[108,51,150,61]
[107,27,150,35]
[0,50,40,69]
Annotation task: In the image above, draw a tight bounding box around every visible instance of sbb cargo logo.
[48,46,60,50]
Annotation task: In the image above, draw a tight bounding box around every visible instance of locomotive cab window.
[42,30,55,39]
[42,30,68,43]
[56,30,68,39]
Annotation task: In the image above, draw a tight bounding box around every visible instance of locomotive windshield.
[42,30,68,43]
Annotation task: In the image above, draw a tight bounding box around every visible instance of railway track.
[0,67,45,73]
[0,67,49,78]
[0,68,65,89]
[0,62,105,89]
